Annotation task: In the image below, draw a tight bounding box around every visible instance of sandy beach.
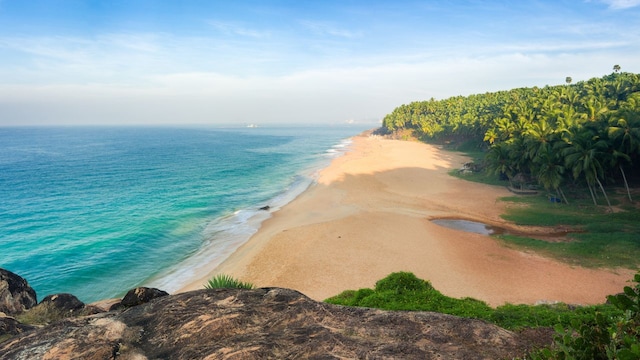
[178,133,635,307]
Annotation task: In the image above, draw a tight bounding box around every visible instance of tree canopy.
[382,72,640,204]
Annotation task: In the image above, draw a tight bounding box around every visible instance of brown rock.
[0,313,35,340]
[0,287,541,359]
[0,268,37,316]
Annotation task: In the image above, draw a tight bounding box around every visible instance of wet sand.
[178,134,634,306]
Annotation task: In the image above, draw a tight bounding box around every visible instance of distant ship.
[246,124,258,128]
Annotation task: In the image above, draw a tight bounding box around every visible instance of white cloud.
[1,48,638,126]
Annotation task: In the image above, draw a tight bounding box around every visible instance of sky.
[0,0,639,126]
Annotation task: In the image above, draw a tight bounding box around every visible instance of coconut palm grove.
[382,68,640,206]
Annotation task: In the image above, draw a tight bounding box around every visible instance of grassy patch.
[324,272,623,331]
[449,168,509,187]
[16,302,95,326]
[495,193,640,269]
[448,159,640,269]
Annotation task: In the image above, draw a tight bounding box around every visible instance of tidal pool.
[431,219,502,235]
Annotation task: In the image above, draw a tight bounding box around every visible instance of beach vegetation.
[326,272,640,358]
[324,272,622,331]
[450,159,640,269]
[491,193,640,269]
[529,272,640,360]
[204,274,254,290]
[383,71,640,208]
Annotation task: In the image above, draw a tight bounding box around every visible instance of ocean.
[0,125,372,303]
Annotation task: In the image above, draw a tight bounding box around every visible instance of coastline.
[177,134,635,307]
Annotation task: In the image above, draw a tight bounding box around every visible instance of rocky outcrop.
[39,293,85,313]
[0,269,37,315]
[0,287,538,360]
[0,313,35,340]
[109,287,169,310]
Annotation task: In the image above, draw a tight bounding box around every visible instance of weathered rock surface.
[0,287,538,359]
[0,313,35,340]
[0,269,37,316]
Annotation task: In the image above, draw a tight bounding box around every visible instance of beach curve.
[178,133,635,307]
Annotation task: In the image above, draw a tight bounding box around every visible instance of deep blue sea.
[0,125,371,303]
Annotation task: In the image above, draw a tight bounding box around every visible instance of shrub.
[531,272,640,359]
[326,272,493,320]
[374,271,431,293]
[204,274,254,290]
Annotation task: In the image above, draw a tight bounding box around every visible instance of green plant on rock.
[204,274,254,290]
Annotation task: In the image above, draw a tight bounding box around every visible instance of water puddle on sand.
[431,219,503,235]
[431,218,577,242]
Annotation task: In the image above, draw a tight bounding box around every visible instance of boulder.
[0,268,37,316]
[110,287,169,310]
[0,287,543,359]
[39,293,85,313]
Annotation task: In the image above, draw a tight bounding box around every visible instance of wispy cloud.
[299,20,361,39]
[207,20,270,38]
[599,0,640,9]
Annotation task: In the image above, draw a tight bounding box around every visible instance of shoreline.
[177,134,635,307]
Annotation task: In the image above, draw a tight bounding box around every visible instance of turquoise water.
[0,125,370,303]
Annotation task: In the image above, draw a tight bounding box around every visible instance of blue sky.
[0,0,639,126]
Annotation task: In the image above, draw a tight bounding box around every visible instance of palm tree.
[535,147,568,204]
[613,64,621,73]
[608,113,640,201]
[562,130,612,209]
[524,117,556,161]
[485,143,516,187]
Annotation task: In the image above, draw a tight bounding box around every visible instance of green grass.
[16,302,94,326]
[204,274,254,290]
[493,192,640,269]
[324,272,624,331]
[447,156,640,269]
[449,168,509,186]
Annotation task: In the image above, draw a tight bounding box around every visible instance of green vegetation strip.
[324,272,620,331]
[452,166,640,269]
[325,272,640,359]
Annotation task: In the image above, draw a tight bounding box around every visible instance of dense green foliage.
[532,273,640,359]
[204,274,254,290]
[383,71,640,206]
[324,272,621,331]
